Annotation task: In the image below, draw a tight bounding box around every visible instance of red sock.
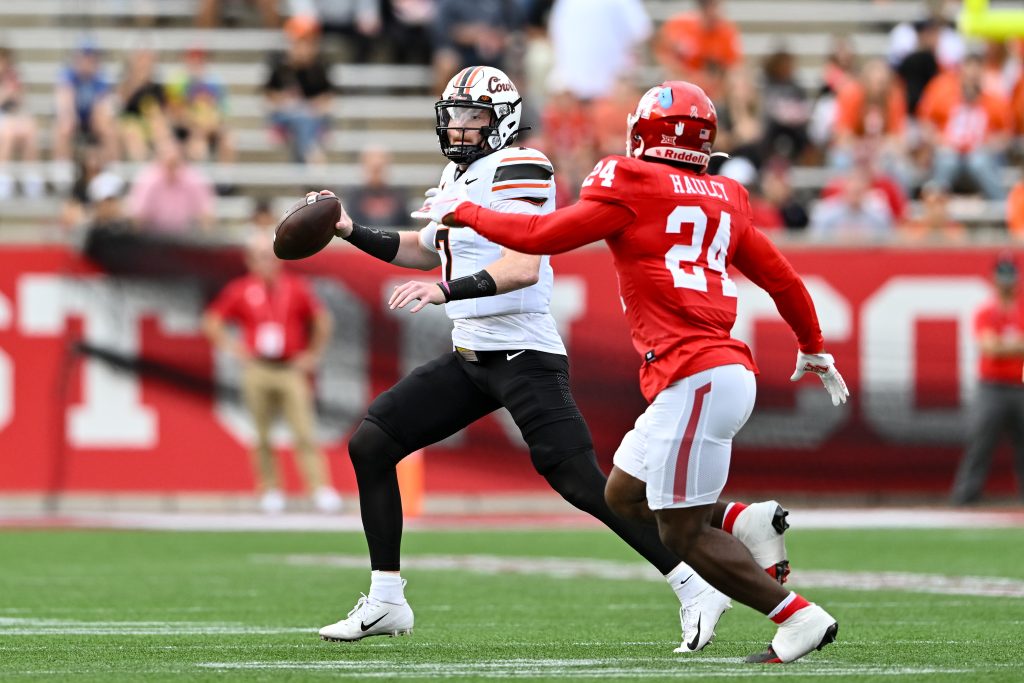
[722,502,747,534]
[770,592,811,624]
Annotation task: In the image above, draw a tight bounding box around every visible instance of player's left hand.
[411,183,470,226]
[790,351,849,406]
[389,280,446,313]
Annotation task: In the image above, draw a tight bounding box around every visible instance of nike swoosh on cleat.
[506,350,526,360]
[686,615,701,651]
[360,614,389,631]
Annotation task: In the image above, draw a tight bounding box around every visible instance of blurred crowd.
[0,0,1022,241]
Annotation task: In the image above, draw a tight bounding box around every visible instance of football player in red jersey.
[417,81,849,664]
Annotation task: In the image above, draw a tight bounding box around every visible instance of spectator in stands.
[888,0,964,72]
[830,58,913,192]
[548,0,651,102]
[343,146,411,228]
[1008,168,1024,237]
[196,0,280,28]
[808,34,859,153]
[719,156,784,233]
[296,0,383,62]
[895,19,941,115]
[714,66,765,167]
[165,46,237,166]
[951,255,1024,506]
[386,0,437,65]
[86,170,130,231]
[981,40,1020,101]
[0,46,43,199]
[589,77,641,156]
[918,53,1011,200]
[760,159,809,230]
[900,180,965,242]
[203,231,340,514]
[656,0,742,100]
[809,166,894,242]
[540,78,596,204]
[128,140,215,234]
[1012,68,1024,139]
[117,48,169,163]
[821,149,908,224]
[431,0,522,92]
[761,48,811,162]
[265,15,334,165]
[54,40,118,172]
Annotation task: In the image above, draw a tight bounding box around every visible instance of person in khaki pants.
[204,231,340,513]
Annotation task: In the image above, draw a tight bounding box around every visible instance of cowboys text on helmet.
[435,66,524,165]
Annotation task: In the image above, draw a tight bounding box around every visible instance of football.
[273,193,341,260]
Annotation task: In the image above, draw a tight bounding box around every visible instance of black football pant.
[348,350,679,574]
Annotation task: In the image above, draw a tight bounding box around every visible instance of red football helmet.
[626,81,718,172]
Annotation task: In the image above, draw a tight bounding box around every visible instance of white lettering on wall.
[0,291,13,434]
[861,277,989,443]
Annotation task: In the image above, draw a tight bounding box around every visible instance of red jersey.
[974,297,1024,384]
[207,272,323,361]
[454,155,824,402]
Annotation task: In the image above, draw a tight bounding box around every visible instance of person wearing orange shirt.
[829,58,912,191]
[656,0,741,100]
[951,257,1024,505]
[917,53,1010,199]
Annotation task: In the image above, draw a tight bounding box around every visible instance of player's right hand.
[790,351,849,406]
[306,190,353,238]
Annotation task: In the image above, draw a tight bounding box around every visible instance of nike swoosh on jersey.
[360,613,389,631]
[465,177,478,184]
[506,350,526,360]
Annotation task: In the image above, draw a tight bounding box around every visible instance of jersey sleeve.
[418,222,438,251]
[731,223,825,353]
[578,155,647,209]
[453,198,635,255]
[488,150,555,206]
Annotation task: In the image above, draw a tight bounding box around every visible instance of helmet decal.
[626,80,719,172]
[435,66,523,165]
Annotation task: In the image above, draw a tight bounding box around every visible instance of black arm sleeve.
[438,270,497,302]
[344,222,401,263]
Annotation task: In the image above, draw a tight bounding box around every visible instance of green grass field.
[2,526,1024,681]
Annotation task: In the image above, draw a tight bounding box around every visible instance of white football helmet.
[435,65,523,165]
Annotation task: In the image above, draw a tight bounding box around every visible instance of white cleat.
[673,586,732,653]
[732,501,790,583]
[319,595,414,642]
[746,604,838,663]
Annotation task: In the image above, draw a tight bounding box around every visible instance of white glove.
[790,351,849,406]
[410,182,470,224]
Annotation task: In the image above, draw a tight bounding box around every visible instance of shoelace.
[345,594,370,620]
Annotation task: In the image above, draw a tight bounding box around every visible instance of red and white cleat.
[725,501,790,584]
[746,602,838,664]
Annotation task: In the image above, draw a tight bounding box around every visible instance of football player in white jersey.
[313,66,789,651]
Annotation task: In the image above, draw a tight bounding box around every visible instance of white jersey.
[419,146,566,355]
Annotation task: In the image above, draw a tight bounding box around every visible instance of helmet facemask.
[435,98,521,165]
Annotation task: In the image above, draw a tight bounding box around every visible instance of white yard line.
[1,507,1022,532]
[265,553,1024,599]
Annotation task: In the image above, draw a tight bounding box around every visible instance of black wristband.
[438,270,497,302]
[344,222,400,263]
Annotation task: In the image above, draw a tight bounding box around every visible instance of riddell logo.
[659,148,705,164]
[488,77,515,94]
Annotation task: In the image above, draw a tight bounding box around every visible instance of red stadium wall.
[0,245,1018,498]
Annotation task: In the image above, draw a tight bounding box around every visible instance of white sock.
[666,561,712,604]
[368,570,406,605]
